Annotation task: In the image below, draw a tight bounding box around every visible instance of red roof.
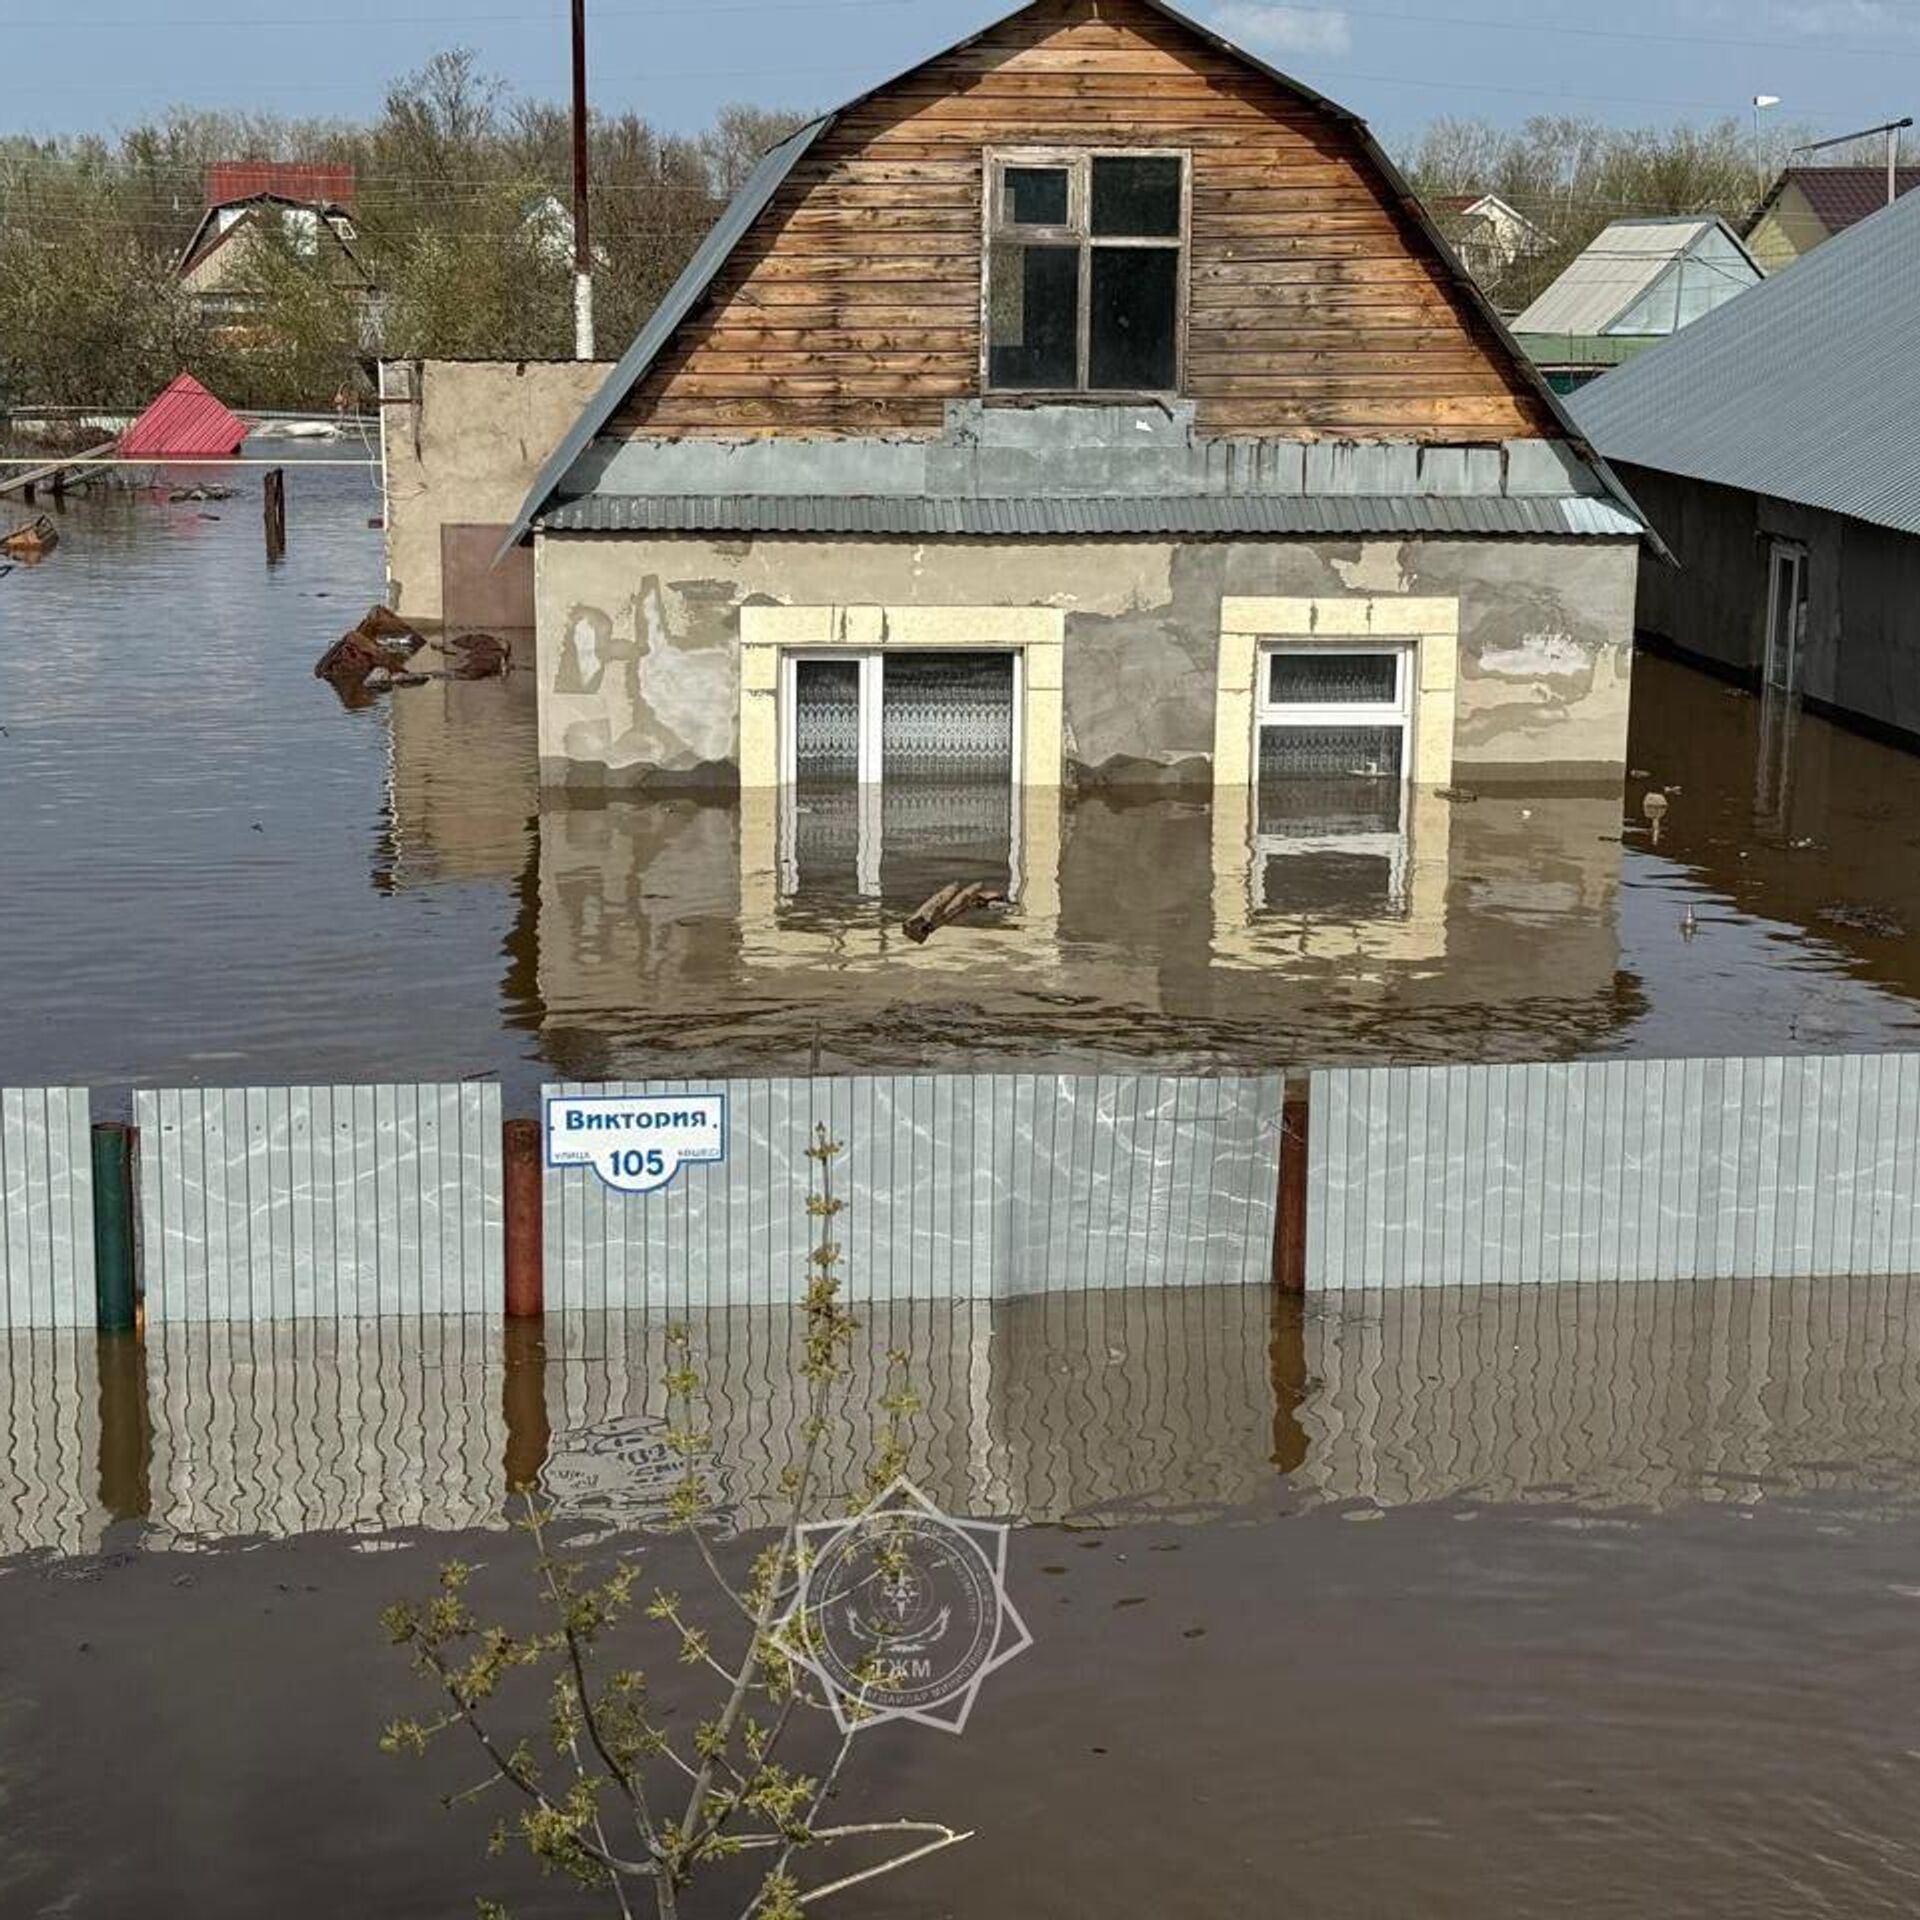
[205,160,354,210]
[118,374,249,459]
[1785,165,1920,235]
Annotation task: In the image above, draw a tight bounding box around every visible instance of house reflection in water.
[526,778,1630,1077]
[380,661,1636,1076]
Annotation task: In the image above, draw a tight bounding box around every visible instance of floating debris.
[0,513,59,558]
[1816,902,1907,939]
[167,485,235,504]
[1437,786,1479,804]
[441,631,509,680]
[313,604,426,699]
[903,879,1011,944]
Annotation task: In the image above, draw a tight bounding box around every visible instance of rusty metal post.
[1272,1079,1310,1295]
[263,466,286,561]
[503,1118,544,1318]
[502,1316,551,1492]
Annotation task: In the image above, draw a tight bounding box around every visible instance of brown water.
[7,478,1920,1107]
[5,1280,1920,1915]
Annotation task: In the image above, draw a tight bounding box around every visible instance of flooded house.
[1572,184,1920,752]
[506,0,1655,910]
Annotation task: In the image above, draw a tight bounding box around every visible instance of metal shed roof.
[117,373,248,459]
[502,0,1652,554]
[1571,184,1920,540]
[537,492,1643,539]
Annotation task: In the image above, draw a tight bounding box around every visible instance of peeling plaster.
[1329,542,1413,595]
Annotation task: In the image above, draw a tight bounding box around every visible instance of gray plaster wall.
[1624,460,1920,740]
[381,359,613,621]
[534,531,1640,787]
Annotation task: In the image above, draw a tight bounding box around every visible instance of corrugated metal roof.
[1571,183,1920,540]
[537,492,1642,538]
[117,373,248,459]
[1773,166,1920,237]
[502,0,1655,557]
[498,116,831,556]
[1511,219,1722,336]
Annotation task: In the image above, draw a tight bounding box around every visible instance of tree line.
[0,50,807,414]
[0,54,1902,415]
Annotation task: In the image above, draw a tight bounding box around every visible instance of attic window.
[985,150,1187,395]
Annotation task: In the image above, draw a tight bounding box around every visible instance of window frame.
[1251,640,1417,921]
[1256,643,1414,741]
[981,146,1192,400]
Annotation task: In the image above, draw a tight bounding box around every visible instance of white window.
[777,650,1023,905]
[984,149,1187,395]
[1253,643,1414,917]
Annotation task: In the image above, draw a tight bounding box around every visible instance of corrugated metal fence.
[134,1085,503,1321]
[1308,1054,1920,1289]
[0,1088,96,1328]
[543,1074,1287,1310]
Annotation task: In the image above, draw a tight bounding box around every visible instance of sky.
[3,0,1919,146]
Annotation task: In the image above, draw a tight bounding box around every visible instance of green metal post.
[91,1122,137,1332]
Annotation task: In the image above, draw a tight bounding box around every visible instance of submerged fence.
[542,1074,1286,1310]
[0,1089,95,1328]
[133,1086,504,1321]
[1306,1056,1920,1289]
[12,1053,1920,1324]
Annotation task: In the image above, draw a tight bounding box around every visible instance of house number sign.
[545,1093,728,1194]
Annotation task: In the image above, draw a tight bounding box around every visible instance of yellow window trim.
[737,603,1065,793]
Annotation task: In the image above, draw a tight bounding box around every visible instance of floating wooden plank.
[0,441,115,499]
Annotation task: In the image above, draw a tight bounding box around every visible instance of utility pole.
[1789,116,1913,209]
[571,0,594,360]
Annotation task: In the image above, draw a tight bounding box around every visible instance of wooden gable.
[612,0,1558,441]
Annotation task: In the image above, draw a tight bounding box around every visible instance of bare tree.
[381,1130,970,1920]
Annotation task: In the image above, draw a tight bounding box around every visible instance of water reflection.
[13,471,1920,1093]
[11,1275,1920,1559]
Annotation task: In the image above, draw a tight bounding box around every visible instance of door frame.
[1763,539,1807,694]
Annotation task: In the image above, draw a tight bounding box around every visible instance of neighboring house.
[177,162,379,343]
[1572,184,1920,752]
[1746,165,1920,275]
[1511,217,1762,393]
[505,0,1653,893]
[520,192,610,270]
[1427,192,1553,295]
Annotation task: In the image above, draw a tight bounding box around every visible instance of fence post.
[91,1121,137,1332]
[263,466,286,561]
[503,1118,544,1318]
[1272,1078,1310,1296]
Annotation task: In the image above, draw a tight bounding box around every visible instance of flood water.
[5,1280,1920,1915]
[12,479,1920,1911]
[7,472,1920,1107]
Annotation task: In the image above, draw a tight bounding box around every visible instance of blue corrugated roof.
[505,0,1653,554]
[1573,185,1920,540]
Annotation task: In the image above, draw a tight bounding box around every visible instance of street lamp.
[1754,95,1781,194]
